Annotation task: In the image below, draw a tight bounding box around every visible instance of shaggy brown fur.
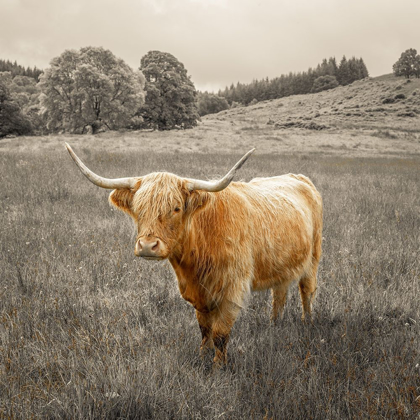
[109,171,323,366]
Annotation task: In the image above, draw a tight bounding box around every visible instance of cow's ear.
[185,190,210,215]
[109,189,135,217]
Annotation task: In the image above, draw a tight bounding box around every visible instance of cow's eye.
[174,207,181,213]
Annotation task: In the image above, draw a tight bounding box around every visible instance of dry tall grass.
[1,144,419,418]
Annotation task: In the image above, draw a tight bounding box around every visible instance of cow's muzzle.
[135,237,167,260]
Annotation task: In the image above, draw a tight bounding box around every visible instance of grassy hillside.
[1,75,420,158]
[202,74,420,156]
[214,74,420,132]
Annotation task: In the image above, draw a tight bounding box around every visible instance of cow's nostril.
[136,237,163,258]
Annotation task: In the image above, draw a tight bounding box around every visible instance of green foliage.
[139,51,199,130]
[127,115,145,130]
[39,47,145,134]
[336,56,369,86]
[316,57,338,77]
[311,75,339,93]
[336,56,351,85]
[414,55,420,78]
[197,91,229,116]
[393,48,420,78]
[0,76,33,137]
[0,72,46,134]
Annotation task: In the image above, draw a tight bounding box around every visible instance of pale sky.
[1,0,419,92]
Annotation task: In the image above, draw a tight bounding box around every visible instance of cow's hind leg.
[298,268,318,321]
[271,281,291,322]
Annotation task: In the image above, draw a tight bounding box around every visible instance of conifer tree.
[337,56,352,85]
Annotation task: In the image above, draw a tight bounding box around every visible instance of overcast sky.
[1,0,419,92]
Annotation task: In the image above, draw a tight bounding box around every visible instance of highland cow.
[66,144,323,366]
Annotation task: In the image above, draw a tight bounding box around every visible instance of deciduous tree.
[197,92,229,116]
[39,47,145,133]
[393,48,418,78]
[311,75,339,93]
[139,51,199,130]
[414,55,420,78]
[0,80,32,137]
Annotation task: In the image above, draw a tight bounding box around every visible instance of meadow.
[0,133,419,419]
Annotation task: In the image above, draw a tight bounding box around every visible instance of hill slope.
[1,75,420,157]
[213,74,420,130]
[199,74,420,156]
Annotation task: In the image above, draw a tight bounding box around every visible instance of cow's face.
[65,143,254,260]
[109,172,208,260]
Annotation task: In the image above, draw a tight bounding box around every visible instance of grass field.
[1,133,419,419]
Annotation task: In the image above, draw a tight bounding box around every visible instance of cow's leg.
[271,281,290,322]
[298,267,318,321]
[196,310,214,358]
[211,300,241,366]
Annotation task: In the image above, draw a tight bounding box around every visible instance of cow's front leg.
[211,300,241,367]
[213,333,229,367]
[196,310,214,358]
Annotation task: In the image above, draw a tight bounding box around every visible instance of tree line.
[0,49,373,137]
[0,48,200,137]
[0,59,43,81]
[216,56,368,107]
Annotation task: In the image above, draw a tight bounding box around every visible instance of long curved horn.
[186,148,255,192]
[65,143,137,189]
